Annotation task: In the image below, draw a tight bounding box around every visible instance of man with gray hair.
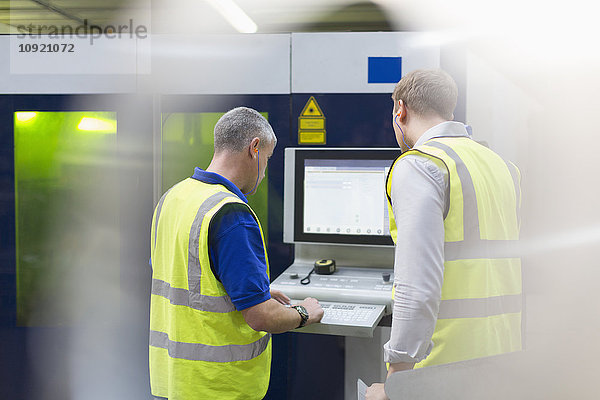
[367,70,521,399]
[149,106,323,399]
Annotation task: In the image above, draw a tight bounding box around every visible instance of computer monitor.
[283,148,402,246]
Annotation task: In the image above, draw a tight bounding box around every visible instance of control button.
[290,273,299,279]
[382,272,391,283]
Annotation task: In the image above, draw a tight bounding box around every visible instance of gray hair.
[213,107,276,153]
[392,69,458,120]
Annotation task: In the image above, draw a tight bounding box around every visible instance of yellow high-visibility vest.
[149,178,271,399]
[386,136,522,368]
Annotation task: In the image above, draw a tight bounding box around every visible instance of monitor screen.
[292,149,401,246]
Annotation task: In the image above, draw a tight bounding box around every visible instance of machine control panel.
[271,262,394,337]
[294,301,387,337]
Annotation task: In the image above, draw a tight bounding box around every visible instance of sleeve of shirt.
[208,203,272,311]
[383,154,447,364]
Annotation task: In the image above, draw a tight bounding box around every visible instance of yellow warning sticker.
[300,97,324,117]
[299,118,325,130]
[299,131,326,144]
[298,96,326,145]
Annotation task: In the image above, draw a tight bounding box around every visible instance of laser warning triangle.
[300,96,324,117]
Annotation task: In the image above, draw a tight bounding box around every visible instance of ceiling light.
[205,0,258,33]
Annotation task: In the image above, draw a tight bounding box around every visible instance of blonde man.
[367,70,521,399]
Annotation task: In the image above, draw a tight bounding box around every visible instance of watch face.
[299,306,308,319]
[295,305,309,327]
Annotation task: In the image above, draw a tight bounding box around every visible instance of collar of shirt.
[414,121,471,147]
[191,167,248,203]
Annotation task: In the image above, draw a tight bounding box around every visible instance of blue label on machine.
[367,57,402,84]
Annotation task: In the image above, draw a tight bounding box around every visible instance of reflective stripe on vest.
[187,191,238,313]
[425,141,520,261]
[422,140,522,320]
[149,180,272,399]
[437,293,522,319]
[149,329,271,363]
[152,191,237,313]
[151,278,235,313]
[386,136,522,367]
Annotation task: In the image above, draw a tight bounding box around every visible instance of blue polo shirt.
[191,167,271,311]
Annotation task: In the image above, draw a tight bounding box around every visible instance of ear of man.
[249,137,260,157]
[396,99,406,119]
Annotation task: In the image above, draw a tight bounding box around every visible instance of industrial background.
[1,0,599,399]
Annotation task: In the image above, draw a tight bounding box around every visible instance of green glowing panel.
[15,111,119,327]
[161,112,269,242]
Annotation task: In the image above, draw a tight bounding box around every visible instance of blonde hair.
[392,69,458,120]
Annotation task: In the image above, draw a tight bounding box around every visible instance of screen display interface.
[303,159,392,239]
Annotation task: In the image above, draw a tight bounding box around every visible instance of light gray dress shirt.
[383,121,471,364]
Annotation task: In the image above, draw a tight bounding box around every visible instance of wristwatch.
[292,305,309,328]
